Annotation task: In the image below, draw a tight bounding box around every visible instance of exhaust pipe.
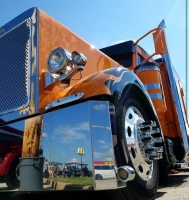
[117,166,135,182]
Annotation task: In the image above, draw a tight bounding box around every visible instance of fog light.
[118,168,128,180]
[117,166,135,182]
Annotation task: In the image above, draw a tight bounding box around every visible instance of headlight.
[71,51,87,66]
[47,47,72,74]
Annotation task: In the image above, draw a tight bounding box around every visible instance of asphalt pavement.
[1,171,189,200]
[156,171,189,200]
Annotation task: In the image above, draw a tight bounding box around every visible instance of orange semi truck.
[0,7,189,200]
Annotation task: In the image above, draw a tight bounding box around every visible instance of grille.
[0,19,31,115]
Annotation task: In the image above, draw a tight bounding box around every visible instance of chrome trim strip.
[135,65,160,73]
[44,72,57,88]
[162,48,189,152]
[0,19,30,39]
[149,93,164,99]
[158,21,189,153]
[144,83,162,90]
[33,8,40,114]
[44,93,84,111]
[89,101,117,190]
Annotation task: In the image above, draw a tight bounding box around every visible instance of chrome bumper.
[41,100,117,190]
[0,101,119,191]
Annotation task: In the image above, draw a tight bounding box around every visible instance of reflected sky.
[41,101,115,170]
[90,102,115,163]
[41,102,92,170]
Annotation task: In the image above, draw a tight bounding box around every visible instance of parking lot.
[1,171,189,200]
[156,171,189,200]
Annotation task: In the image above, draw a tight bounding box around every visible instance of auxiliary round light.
[47,47,71,74]
[118,168,128,181]
[71,51,87,66]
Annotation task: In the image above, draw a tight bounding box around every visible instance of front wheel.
[5,157,20,189]
[95,174,103,180]
[111,96,161,200]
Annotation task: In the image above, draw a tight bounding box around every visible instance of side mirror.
[153,29,166,55]
[134,28,167,63]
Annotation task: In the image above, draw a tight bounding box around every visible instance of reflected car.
[94,164,115,180]
[63,162,82,177]
[78,164,93,177]
[63,162,92,177]
[0,123,23,189]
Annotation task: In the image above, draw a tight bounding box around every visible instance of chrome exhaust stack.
[117,166,135,182]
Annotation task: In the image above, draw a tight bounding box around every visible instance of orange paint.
[38,9,120,113]
[134,59,173,137]
[135,65,167,113]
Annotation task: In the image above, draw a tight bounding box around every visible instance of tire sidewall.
[115,96,159,198]
[5,157,20,189]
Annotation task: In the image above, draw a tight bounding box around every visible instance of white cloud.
[111,39,127,45]
[101,145,110,149]
[67,158,78,163]
[75,122,90,131]
[97,140,110,149]
[94,148,114,161]
[97,140,106,144]
[42,132,47,137]
[54,122,90,143]
[111,39,136,45]
[93,104,106,111]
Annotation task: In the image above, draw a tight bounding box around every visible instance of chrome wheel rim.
[125,106,153,180]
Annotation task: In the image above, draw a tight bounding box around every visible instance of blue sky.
[0,0,188,109]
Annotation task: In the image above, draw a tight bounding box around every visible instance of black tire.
[111,95,159,200]
[158,159,169,186]
[95,174,103,180]
[5,157,20,189]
